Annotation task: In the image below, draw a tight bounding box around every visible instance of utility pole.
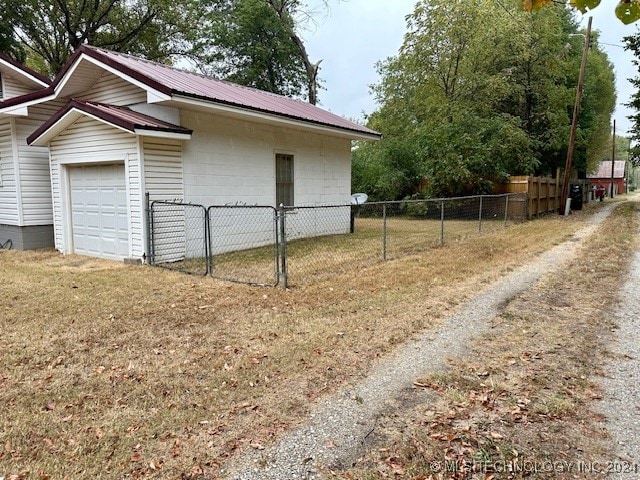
[610,120,616,198]
[560,16,592,215]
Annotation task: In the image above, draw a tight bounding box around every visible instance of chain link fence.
[148,193,527,287]
[208,206,279,286]
[149,201,208,275]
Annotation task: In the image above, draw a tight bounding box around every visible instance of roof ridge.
[82,45,312,105]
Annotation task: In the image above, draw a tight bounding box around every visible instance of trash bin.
[570,184,583,210]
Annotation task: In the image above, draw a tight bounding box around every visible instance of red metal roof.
[587,160,626,179]
[76,45,380,139]
[28,99,192,145]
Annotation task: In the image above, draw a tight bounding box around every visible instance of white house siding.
[180,109,352,255]
[2,73,36,99]
[143,138,183,201]
[142,138,188,263]
[49,116,142,258]
[76,71,146,106]
[0,117,17,224]
[15,104,60,226]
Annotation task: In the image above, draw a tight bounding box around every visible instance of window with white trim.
[276,153,294,207]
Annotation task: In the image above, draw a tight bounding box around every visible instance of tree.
[265,0,323,105]
[4,0,196,75]
[198,0,323,104]
[0,13,25,61]
[524,0,640,25]
[199,0,307,98]
[625,31,640,166]
[353,0,615,200]
[576,34,616,173]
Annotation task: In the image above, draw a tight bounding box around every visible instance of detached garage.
[29,99,192,262]
[22,45,379,263]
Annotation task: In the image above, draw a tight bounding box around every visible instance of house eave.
[29,102,192,146]
[133,128,192,140]
[170,94,381,141]
[0,93,57,116]
[0,57,51,89]
[55,53,171,104]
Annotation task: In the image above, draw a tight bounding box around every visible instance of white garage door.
[69,164,129,260]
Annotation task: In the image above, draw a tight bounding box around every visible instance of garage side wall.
[181,110,352,206]
[143,137,186,262]
[180,109,352,254]
[49,117,141,257]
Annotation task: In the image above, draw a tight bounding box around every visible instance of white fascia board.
[171,95,381,141]
[147,90,172,104]
[1,105,30,116]
[133,129,191,140]
[56,54,171,103]
[0,93,57,116]
[30,109,82,146]
[0,59,50,88]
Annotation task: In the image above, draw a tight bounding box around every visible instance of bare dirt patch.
[0,205,601,479]
[338,202,638,479]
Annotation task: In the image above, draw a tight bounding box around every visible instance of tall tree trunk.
[266,0,321,105]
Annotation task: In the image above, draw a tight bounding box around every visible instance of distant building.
[587,160,627,196]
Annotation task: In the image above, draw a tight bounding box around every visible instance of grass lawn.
[158,215,517,286]
[0,205,600,479]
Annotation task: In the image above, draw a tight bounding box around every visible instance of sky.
[304,0,639,135]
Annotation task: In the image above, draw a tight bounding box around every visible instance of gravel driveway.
[223,205,616,480]
[598,206,640,478]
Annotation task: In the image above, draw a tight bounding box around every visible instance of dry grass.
[0,205,600,480]
[339,202,638,479]
[187,216,523,286]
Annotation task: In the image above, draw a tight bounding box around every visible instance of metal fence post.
[478,195,483,232]
[440,200,445,246]
[204,206,211,275]
[383,202,387,261]
[149,195,156,265]
[145,192,152,264]
[278,204,288,289]
[504,194,509,226]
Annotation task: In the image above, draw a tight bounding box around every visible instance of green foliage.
[353,0,615,199]
[579,37,616,170]
[4,0,196,75]
[0,14,25,61]
[3,0,319,103]
[615,135,631,160]
[625,31,640,166]
[352,139,423,201]
[526,0,640,25]
[196,0,321,103]
[419,114,537,197]
[200,0,306,97]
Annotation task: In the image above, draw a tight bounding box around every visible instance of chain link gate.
[149,200,208,275]
[207,206,280,286]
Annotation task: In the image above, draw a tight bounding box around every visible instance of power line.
[600,41,625,49]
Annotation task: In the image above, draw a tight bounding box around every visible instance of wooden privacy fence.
[495,176,591,219]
